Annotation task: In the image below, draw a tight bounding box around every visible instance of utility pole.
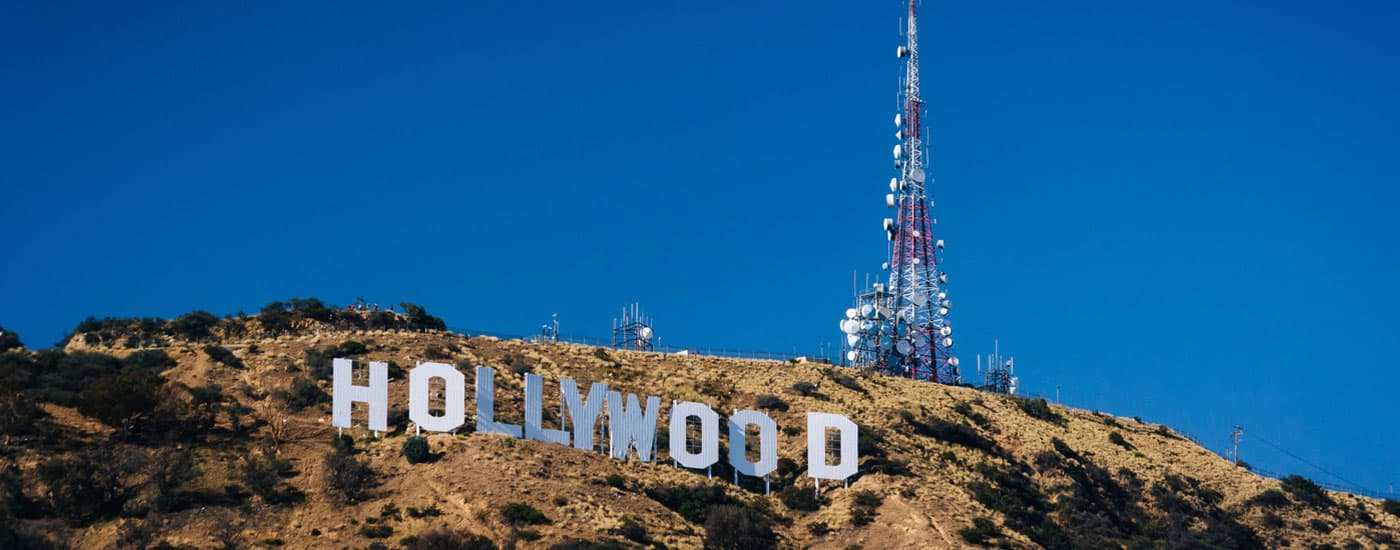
[1055,385,1061,404]
[1230,426,1244,465]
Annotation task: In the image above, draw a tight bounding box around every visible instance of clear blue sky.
[2,1,1397,493]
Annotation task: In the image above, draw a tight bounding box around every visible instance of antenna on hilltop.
[837,0,956,384]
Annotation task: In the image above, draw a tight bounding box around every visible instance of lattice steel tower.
[839,0,958,383]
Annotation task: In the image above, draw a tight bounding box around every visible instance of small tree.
[703,505,775,550]
[402,436,430,464]
[172,311,219,341]
[0,326,21,352]
[323,448,374,503]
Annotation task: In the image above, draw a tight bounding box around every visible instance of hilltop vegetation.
[0,301,1397,548]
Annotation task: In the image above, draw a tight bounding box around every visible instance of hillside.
[2,308,1398,549]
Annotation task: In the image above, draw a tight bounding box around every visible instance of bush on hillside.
[203,345,243,368]
[172,311,220,341]
[777,485,823,511]
[501,502,550,526]
[644,483,739,523]
[1247,489,1290,509]
[402,436,430,464]
[323,449,374,503]
[754,394,788,411]
[1108,431,1134,450]
[0,326,21,352]
[405,530,496,550]
[277,378,328,411]
[1280,475,1333,508]
[703,504,775,550]
[959,516,1001,544]
[77,367,164,429]
[1014,397,1063,425]
[1384,498,1400,517]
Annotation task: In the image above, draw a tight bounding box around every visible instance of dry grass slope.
[1,319,1396,549]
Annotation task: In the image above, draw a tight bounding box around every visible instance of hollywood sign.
[331,359,860,484]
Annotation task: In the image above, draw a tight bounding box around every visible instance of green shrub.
[1280,475,1333,508]
[849,490,882,526]
[501,502,550,526]
[644,483,738,523]
[825,369,865,393]
[38,450,130,525]
[754,394,788,411]
[1247,489,1290,509]
[958,516,1000,544]
[778,485,822,511]
[552,496,568,507]
[900,411,996,453]
[1014,397,1062,424]
[406,505,443,518]
[1308,518,1332,533]
[0,325,21,352]
[359,524,393,538]
[807,521,830,536]
[791,381,819,396]
[402,436,430,464]
[77,366,164,428]
[1108,431,1134,450]
[604,473,627,490]
[280,377,328,410]
[202,345,243,368]
[1384,498,1400,517]
[171,311,219,341]
[703,505,775,550]
[323,449,374,503]
[328,340,368,356]
[613,517,648,544]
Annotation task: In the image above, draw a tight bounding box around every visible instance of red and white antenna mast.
[840,0,958,383]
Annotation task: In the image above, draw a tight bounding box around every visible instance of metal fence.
[447,327,826,364]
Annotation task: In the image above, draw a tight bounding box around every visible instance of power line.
[1250,432,1360,488]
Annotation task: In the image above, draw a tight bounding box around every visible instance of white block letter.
[728,409,778,477]
[332,358,387,432]
[669,401,719,469]
[561,378,608,450]
[408,361,465,433]
[807,412,858,481]
[607,391,661,461]
[475,366,522,437]
[524,373,570,445]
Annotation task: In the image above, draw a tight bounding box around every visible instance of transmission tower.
[839,0,958,383]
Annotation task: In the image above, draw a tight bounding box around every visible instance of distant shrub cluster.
[753,394,788,412]
[1384,498,1400,517]
[0,325,22,352]
[898,409,997,454]
[1280,474,1334,508]
[203,345,243,368]
[62,297,449,350]
[1014,397,1063,425]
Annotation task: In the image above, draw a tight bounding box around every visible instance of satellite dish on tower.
[896,340,913,354]
[846,350,858,362]
[889,177,898,192]
[846,334,861,346]
[845,308,858,319]
[911,168,925,183]
[894,113,902,127]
